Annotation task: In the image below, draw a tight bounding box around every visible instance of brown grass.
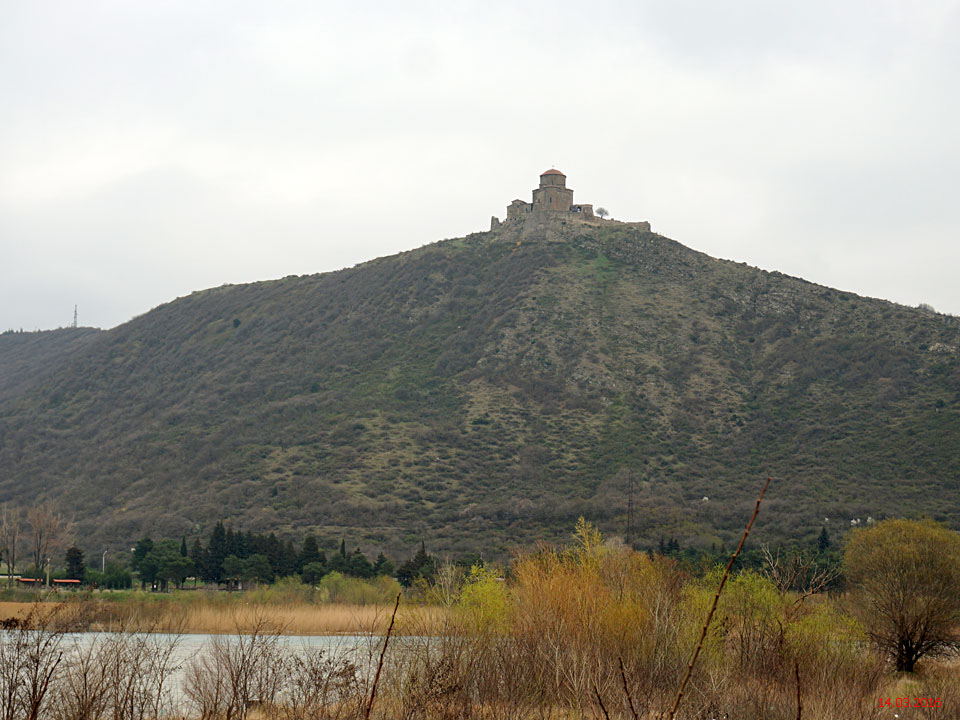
[0,599,448,636]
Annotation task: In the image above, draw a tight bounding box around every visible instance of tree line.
[1,505,443,592]
[125,522,442,590]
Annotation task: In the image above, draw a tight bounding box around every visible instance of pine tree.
[132,537,154,589]
[373,552,394,577]
[179,536,188,557]
[817,526,831,553]
[299,535,322,572]
[189,538,203,587]
[348,548,374,578]
[204,521,228,584]
[65,546,85,582]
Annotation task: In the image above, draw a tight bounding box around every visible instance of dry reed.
[0,598,448,636]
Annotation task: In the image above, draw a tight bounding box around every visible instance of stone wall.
[532,185,574,212]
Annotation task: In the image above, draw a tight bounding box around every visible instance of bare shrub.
[51,615,183,720]
[277,646,367,720]
[184,612,286,719]
[0,604,70,720]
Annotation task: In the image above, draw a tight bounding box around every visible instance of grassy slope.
[1,223,958,557]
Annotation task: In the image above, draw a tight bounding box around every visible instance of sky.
[2,0,959,331]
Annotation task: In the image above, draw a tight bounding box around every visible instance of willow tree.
[844,518,960,672]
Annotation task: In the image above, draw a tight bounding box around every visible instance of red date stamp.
[878,697,942,709]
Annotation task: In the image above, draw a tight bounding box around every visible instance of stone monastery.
[491,169,592,230]
[490,170,650,234]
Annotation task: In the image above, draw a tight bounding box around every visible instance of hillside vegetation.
[1,221,959,555]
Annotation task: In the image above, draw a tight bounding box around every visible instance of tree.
[817,526,830,553]
[204,521,228,584]
[844,518,960,672]
[65,546,85,582]
[298,535,323,572]
[301,561,326,585]
[242,554,273,584]
[373,552,394,577]
[0,504,22,587]
[151,540,192,590]
[189,538,204,586]
[26,504,71,582]
[396,541,436,587]
[595,207,609,219]
[347,549,374,578]
[222,555,244,589]
[132,537,155,589]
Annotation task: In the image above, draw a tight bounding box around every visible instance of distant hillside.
[0,327,101,401]
[1,220,958,558]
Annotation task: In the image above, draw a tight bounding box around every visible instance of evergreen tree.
[152,539,192,590]
[243,554,274,584]
[222,555,243,589]
[229,528,246,558]
[299,535,322,572]
[348,548,374,578]
[264,533,283,576]
[204,521,228,584]
[132,537,153,572]
[65,546,85,582]
[280,539,298,577]
[817,526,831,553]
[132,537,154,589]
[396,542,436,586]
[189,538,203,565]
[179,536,188,557]
[373,552,394,577]
[301,562,326,585]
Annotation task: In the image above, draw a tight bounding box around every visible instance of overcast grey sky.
[2,1,958,330]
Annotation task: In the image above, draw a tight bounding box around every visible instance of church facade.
[501,169,594,224]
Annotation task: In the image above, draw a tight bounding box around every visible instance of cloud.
[2,1,959,329]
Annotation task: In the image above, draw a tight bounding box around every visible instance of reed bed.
[2,586,958,719]
[3,517,958,718]
[0,597,449,635]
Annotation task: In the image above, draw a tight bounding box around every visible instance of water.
[55,631,380,715]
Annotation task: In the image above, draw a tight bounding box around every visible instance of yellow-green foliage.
[455,564,507,633]
[417,519,919,717]
[844,518,960,671]
[313,572,402,605]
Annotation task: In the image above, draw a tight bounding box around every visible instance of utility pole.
[102,550,108,573]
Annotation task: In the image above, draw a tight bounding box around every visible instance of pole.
[102,550,108,573]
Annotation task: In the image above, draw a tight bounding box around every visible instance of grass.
[0,595,449,636]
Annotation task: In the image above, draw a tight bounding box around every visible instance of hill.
[1,219,959,558]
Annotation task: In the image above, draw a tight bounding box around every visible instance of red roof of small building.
[541,169,565,176]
